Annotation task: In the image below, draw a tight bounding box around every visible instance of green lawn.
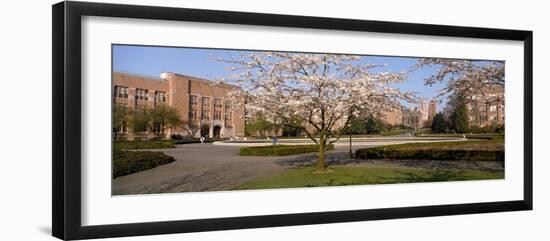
[380,129,412,136]
[235,165,503,190]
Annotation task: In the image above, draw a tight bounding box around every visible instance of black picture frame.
[52,1,533,240]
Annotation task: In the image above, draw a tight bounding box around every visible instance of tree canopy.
[220,52,414,172]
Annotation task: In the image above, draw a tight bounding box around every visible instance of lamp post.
[348,128,353,159]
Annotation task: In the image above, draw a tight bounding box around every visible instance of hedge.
[113,140,175,150]
[240,144,334,156]
[172,138,227,145]
[113,150,175,178]
[355,148,504,161]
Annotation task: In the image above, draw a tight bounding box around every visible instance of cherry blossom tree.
[416,58,505,105]
[219,52,414,172]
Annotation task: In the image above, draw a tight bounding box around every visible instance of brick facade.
[380,109,403,126]
[113,71,245,140]
[466,85,505,127]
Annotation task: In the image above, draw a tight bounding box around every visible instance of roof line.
[113,70,165,81]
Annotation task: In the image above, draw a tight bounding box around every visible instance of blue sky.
[113,45,448,111]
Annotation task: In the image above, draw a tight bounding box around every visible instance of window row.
[188,109,232,121]
[189,95,228,108]
[113,86,167,103]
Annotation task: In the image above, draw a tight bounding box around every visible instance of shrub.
[240,144,334,156]
[113,140,175,150]
[113,150,175,178]
[172,137,227,145]
[355,148,504,161]
[172,138,201,144]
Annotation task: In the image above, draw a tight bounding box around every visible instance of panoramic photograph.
[111,44,505,195]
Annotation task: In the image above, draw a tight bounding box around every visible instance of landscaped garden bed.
[240,144,334,156]
[113,140,175,150]
[113,150,175,178]
[355,138,504,161]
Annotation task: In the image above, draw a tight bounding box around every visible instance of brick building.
[113,71,245,140]
[380,109,403,126]
[466,85,505,127]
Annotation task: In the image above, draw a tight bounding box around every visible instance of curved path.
[112,136,498,195]
[213,136,466,146]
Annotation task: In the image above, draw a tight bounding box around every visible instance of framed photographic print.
[52,1,533,240]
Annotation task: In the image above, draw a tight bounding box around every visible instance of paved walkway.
[113,143,377,195]
[112,139,502,195]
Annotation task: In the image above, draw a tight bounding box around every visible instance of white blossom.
[219,52,415,148]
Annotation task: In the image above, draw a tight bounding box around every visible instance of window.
[189,109,198,120]
[190,95,198,106]
[155,91,167,103]
[214,110,222,120]
[224,112,232,121]
[489,105,497,112]
[202,97,210,107]
[135,89,148,101]
[214,98,222,108]
[114,86,128,99]
[224,100,232,120]
[202,109,210,120]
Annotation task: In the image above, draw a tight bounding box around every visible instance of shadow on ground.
[275,151,504,172]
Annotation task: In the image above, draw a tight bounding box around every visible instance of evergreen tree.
[365,116,383,134]
[449,96,469,133]
[431,112,448,133]
[348,117,367,134]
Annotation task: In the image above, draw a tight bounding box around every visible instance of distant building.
[113,71,245,140]
[401,97,437,128]
[402,107,422,129]
[466,85,505,127]
[428,99,437,121]
[380,108,403,126]
[417,98,430,122]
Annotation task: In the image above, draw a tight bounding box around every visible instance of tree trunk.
[317,135,327,172]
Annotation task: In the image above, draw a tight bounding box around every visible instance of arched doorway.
[213,125,221,138]
[200,124,210,138]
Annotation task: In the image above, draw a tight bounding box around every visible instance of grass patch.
[380,129,412,136]
[113,140,175,150]
[172,138,227,145]
[113,150,175,178]
[355,138,504,161]
[416,133,504,141]
[235,165,503,190]
[240,144,334,156]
